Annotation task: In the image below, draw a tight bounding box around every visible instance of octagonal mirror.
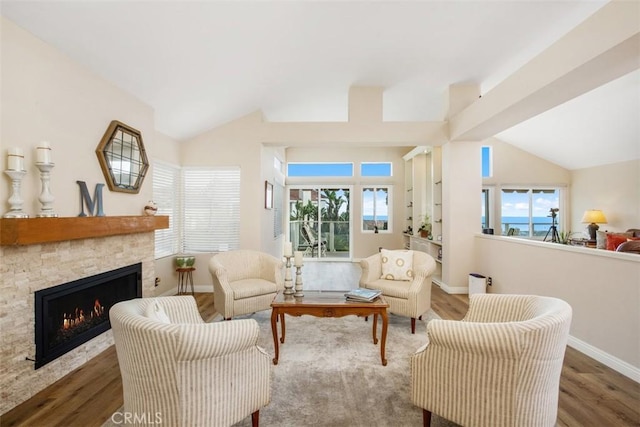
[96,120,149,193]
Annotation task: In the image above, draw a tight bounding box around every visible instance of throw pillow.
[596,231,608,249]
[145,299,171,324]
[606,234,632,251]
[380,249,414,281]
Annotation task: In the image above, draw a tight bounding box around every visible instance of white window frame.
[153,160,181,259]
[361,186,392,233]
[499,185,566,239]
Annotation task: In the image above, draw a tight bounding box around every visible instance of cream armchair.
[209,250,284,319]
[359,249,437,333]
[109,296,271,427]
[411,294,572,427]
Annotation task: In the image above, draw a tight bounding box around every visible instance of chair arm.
[407,256,436,293]
[359,254,382,285]
[425,318,524,358]
[463,294,533,323]
[175,319,261,361]
[156,296,205,324]
[260,255,285,289]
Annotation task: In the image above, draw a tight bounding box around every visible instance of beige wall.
[442,140,483,290]
[483,137,572,234]
[0,18,155,217]
[571,159,640,233]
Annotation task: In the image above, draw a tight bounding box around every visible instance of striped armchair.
[411,294,572,427]
[110,296,271,427]
[209,250,284,320]
[360,250,437,333]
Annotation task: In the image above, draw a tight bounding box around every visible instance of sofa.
[596,228,640,252]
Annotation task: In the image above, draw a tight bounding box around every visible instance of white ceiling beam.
[261,120,447,147]
[449,1,640,142]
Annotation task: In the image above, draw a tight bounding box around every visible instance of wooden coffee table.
[270,292,389,366]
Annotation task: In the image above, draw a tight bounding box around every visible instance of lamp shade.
[581,209,607,224]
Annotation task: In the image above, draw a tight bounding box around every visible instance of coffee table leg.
[372,312,378,344]
[280,312,286,343]
[380,310,388,366]
[271,309,279,365]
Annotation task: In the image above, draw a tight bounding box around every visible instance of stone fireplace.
[0,216,167,415]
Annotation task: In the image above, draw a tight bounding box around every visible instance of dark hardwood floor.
[2,285,638,426]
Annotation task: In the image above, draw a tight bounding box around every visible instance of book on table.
[345,288,382,302]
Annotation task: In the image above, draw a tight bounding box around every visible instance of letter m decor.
[77,181,105,217]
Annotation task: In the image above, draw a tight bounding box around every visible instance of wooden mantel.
[0,216,169,246]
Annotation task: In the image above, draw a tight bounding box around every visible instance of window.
[501,187,562,238]
[273,182,284,238]
[361,162,392,177]
[481,188,490,230]
[182,167,241,252]
[362,187,390,232]
[153,161,180,258]
[287,162,353,177]
[482,146,492,178]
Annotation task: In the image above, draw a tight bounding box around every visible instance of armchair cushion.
[232,278,280,300]
[380,249,414,281]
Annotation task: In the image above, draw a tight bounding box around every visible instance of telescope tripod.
[544,218,560,242]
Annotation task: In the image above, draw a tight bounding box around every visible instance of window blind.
[182,167,240,252]
[153,161,180,258]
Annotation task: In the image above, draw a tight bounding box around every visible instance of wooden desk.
[176,267,195,295]
[270,292,389,366]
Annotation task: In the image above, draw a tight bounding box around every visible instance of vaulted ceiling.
[1,1,637,170]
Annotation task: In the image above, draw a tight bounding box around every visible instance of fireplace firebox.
[34,263,142,369]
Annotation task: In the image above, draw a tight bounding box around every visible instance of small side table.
[176,267,195,295]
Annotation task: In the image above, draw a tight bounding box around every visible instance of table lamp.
[581,209,607,241]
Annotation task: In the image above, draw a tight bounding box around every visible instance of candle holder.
[294,264,304,298]
[283,256,294,295]
[35,162,58,218]
[3,169,29,218]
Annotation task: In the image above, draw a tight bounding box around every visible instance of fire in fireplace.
[34,263,142,369]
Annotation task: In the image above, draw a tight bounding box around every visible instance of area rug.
[230,309,459,427]
[104,309,460,427]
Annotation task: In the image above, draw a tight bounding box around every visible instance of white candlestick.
[7,148,24,171]
[294,251,303,267]
[36,141,52,164]
[284,241,293,257]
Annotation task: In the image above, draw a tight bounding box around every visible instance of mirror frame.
[96,120,149,194]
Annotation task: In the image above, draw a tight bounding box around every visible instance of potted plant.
[418,214,431,238]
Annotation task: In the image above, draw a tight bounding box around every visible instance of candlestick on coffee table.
[283,256,294,295]
[294,264,304,298]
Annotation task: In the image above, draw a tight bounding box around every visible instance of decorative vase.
[144,200,158,216]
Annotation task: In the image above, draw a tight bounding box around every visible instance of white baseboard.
[434,279,467,294]
[567,335,640,383]
[156,285,212,296]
